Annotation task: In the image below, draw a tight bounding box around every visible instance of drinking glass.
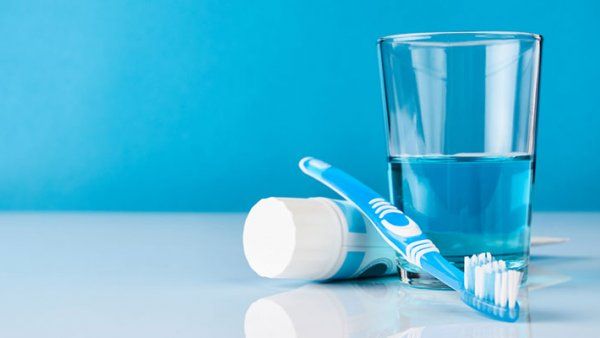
[377,32,542,289]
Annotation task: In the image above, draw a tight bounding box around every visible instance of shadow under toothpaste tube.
[244,266,569,338]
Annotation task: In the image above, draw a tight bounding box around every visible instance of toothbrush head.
[461,252,523,322]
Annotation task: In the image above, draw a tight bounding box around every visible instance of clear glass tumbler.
[377,32,542,289]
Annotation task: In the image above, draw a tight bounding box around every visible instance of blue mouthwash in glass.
[389,154,533,288]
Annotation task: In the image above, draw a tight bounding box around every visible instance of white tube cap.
[243,197,344,280]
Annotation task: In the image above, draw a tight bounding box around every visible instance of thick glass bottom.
[396,254,529,290]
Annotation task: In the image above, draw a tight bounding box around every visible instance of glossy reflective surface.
[0,212,596,337]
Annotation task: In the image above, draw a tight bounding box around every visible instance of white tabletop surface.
[0,212,598,337]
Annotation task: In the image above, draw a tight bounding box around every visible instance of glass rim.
[378,31,542,47]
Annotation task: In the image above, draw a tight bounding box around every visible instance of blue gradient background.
[0,0,598,211]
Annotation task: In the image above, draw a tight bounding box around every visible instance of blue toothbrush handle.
[300,157,524,321]
[299,157,464,290]
[299,158,426,256]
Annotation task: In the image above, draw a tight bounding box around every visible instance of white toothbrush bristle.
[463,252,522,309]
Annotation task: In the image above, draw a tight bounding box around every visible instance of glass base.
[399,268,451,289]
[396,255,529,290]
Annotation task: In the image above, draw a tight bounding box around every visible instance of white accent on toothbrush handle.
[298,157,422,238]
[299,157,437,269]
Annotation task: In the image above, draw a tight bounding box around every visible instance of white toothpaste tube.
[243,197,397,280]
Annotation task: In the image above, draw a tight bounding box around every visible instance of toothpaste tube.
[243,197,397,280]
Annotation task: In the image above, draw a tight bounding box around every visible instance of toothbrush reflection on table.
[245,264,570,338]
[299,157,523,322]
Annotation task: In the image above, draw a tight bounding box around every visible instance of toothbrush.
[299,157,523,322]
